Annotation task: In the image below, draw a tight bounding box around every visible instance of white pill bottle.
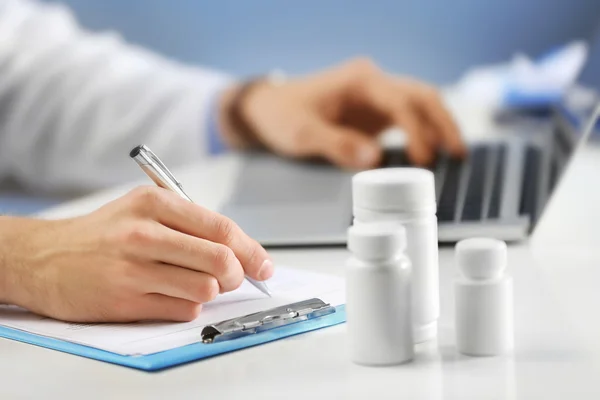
[454,238,514,356]
[346,222,414,366]
[352,168,439,343]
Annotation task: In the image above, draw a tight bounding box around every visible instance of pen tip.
[263,286,272,297]
[262,284,272,298]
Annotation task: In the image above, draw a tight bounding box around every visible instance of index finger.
[136,188,273,281]
[410,82,467,157]
[360,74,435,165]
[197,212,274,281]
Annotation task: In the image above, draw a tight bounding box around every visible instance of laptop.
[219,38,600,247]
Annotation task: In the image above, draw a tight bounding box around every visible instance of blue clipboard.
[0,302,346,372]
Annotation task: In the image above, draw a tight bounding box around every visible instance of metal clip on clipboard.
[201,298,335,344]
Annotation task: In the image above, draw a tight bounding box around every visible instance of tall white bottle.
[352,168,439,343]
[346,222,414,366]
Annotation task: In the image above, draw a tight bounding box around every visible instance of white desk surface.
[2,102,600,399]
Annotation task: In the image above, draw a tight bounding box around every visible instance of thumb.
[306,120,382,169]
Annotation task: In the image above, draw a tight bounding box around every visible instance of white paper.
[0,267,345,355]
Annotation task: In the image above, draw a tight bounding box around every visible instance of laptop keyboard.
[487,145,506,219]
[382,144,508,223]
[519,146,542,221]
[461,147,487,221]
[436,157,461,222]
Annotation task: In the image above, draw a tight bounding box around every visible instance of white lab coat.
[0,0,231,193]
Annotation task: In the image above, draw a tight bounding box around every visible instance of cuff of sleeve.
[206,88,229,155]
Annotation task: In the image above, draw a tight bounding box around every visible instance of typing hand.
[0,187,273,322]
[220,58,466,168]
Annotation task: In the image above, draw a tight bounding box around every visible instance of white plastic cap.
[456,238,507,281]
[347,222,407,260]
[352,168,436,213]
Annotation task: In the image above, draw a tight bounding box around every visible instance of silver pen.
[129,144,272,297]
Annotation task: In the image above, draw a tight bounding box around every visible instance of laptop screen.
[563,23,600,120]
[577,25,600,93]
[532,28,600,229]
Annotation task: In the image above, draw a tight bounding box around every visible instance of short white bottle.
[454,238,514,356]
[352,167,439,343]
[346,222,414,366]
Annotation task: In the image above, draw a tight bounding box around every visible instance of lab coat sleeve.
[0,0,232,192]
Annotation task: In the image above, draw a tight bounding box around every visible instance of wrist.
[217,84,250,149]
[217,72,286,150]
[0,217,20,304]
[0,216,51,306]
[0,256,8,304]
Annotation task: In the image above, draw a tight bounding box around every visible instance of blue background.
[48,0,600,83]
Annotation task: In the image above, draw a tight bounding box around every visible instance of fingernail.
[357,145,379,167]
[258,259,274,280]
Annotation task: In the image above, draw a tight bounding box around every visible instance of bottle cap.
[347,222,407,260]
[352,168,436,213]
[456,237,507,281]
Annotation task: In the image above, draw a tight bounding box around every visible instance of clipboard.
[0,299,346,371]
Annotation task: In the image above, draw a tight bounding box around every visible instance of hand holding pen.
[1,173,273,323]
[130,144,273,297]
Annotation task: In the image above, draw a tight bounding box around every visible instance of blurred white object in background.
[452,40,589,110]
